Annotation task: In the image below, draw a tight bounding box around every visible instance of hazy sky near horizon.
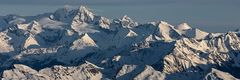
[0,0,240,32]
[0,0,239,5]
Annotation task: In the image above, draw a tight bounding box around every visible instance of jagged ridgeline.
[0,6,239,80]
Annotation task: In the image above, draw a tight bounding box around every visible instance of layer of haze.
[0,0,239,32]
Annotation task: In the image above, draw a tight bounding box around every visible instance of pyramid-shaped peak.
[157,21,174,28]
[157,21,175,30]
[79,6,93,14]
[80,33,96,45]
[82,33,91,38]
[72,5,95,23]
[126,30,138,37]
[70,33,97,50]
[184,28,209,40]
[145,35,156,42]
[177,23,192,30]
[70,33,98,50]
[24,35,39,49]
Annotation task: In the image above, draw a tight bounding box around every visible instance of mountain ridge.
[0,5,239,80]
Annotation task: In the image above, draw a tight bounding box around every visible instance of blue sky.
[0,0,240,32]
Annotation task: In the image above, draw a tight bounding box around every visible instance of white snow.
[70,33,97,50]
[0,5,239,80]
[184,28,209,39]
[0,32,14,53]
[134,66,165,80]
[24,35,40,49]
[205,68,237,80]
[155,21,181,41]
[177,23,192,30]
[126,30,138,37]
[120,15,138,28]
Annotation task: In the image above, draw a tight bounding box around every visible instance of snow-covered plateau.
[0,6,239,80]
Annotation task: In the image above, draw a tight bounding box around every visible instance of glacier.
[0,6,239,80]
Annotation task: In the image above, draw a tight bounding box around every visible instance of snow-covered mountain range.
[0,6,239,80]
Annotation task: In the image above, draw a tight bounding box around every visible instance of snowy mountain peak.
[70,6,95,28]
[23,35,39,49]
[119,15,138,28]
[97,17,111,30]
[177,23,192,30]
[71,33,97,50]
[121,15,131,21]
[160,21,169,25]
[183,28,209,39]
[126,30,138,37]
[80,33,95,44]
[155,21,181,41]
[145,35,157,42]
[78,6,95,21]
[79,6,93,14]
[0,5,239,80]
